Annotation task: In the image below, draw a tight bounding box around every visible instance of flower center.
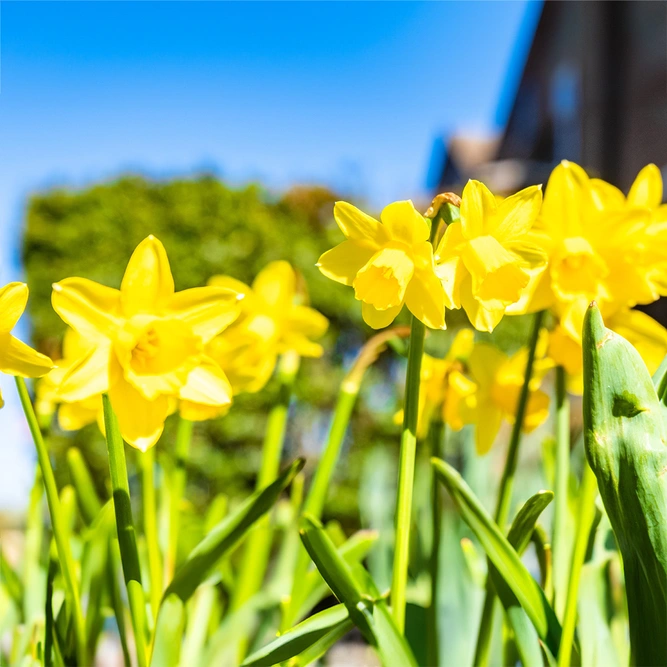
[131,326,161,370]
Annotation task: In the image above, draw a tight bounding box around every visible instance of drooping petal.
[109,366,170,451]
[120,236,175,317]
[461,235,529,306]
[491,185,542,242]
[627,164,663,209]
[317,241,376,286]
[460,180,497,239]
[252,261,295,311]
[58,343,111,401]
[380,200,429,245]
[0,283,28,333]
[168,286,241,343]
[404,268,446,330]
[353,245,414,310]
[361,302,402,329]
[459,276,506,333]
[333,201,387,243]
[179,357,233,408]
[52,278,121,339]
[0,333,54,377]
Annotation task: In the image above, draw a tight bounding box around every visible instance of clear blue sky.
[0,0,540,508]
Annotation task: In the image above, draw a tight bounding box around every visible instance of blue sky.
[0,0,540,507]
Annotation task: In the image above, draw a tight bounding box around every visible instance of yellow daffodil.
[36,328,103,431]
[435,180,547,332]
[395,329,476,438]
[207,261,328,394]
[0,282,53,407]
[317,200,446,330]
[51,236,241,450]
[461,340,550,455]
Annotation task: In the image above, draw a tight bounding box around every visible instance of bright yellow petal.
[476,405,503,455]
[435,222,467,309]
[459,276,505,333]
[279,333,324,358]
[443,370,476,431]
[467,343,507,387]
[460,180,497,239]
[548,326,583,378]
[180,400,229,421]
[404,268,446,330]
[379,200,429,245]
[286,306,329,339]
[109,372,169,451]
[334,201,387,243]
[58,399,101,431]
[491,185,542,242]
[627,164,663,209]
[589,178,625,211]
[361,302,402,329]
[0,333,54,377]
[252,261,295,310]
[522,389,550,433]
[608,308,667,375]
[461,236,529,306]
[62,327,98,359]
[446,328,475,361]
[52,278,121,338]
[540,161,590,238]
[0,283,28,333]
[168,286,241,343]
[58,343,111,401]
[317,240,376,286]
[120,236,175,316]
[354,245,414,310]
[207,275,251,297]
[179,357,233,408]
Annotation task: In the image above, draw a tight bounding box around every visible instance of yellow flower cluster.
[38,237,328,450]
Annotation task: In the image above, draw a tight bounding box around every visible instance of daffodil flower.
[460,341,550,455]
[435,180,547,332]
[52,236,241,450]
[207,260,329,394]
[0,282,53,407]
[317,200,446,330]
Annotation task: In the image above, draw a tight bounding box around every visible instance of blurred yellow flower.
[318,200,446,330]
[397,329,476,438]
[36,328,103,431]
[52,236,241,450]
[0,282,53,408]
[435,180,546,333]
[208,261,328,394]
[461,340,550,455]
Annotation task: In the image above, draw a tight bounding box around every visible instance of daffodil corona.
[51,236,241,450]
[318,200,446,330]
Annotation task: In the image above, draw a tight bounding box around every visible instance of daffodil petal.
[460,180,497,239]
[608,308,667,375]
[541,161,590,238]
[317,241,376,286]
[179,357,233,408]
[0,283,29,334]
[52,278,121,338]
[380,200,429,245]
[279,333,324,358]
[109,373,169,451]
[168,286,241,343]
[252,261,295,310]
[207,275,251,297]
[361,302,402,329]
[58,399,101,431]
[287,305,329,339]
[58,343,110,401]
[0,333,54,377]
[334,201,387,242]
[492,185,542,241]
[354,245,414,310]
[627,164,663,208]
[120,236,175,316]
[404,269,446,330]
[180,400,229,421]
[476,406,503,455]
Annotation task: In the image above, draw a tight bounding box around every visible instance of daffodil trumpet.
[473,309,546,667]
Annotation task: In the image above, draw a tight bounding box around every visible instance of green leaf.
[66,448,103,525]
[242,604,349,666]
[150,594,185,667]
[507,490,553,554]
[431,457,562,657]
[583,304,667,666]
[164,458,304,603]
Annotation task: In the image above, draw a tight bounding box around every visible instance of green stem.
[472,309,545,666]
[391,314,426,633]
[428,419,445,667]
[557,461,597,667]
[15,377,87,666]
[552,365,570,618]
[141,446,163,621]
[231,351,300,655]
[165,416,193,583]
[102,394,148,667]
